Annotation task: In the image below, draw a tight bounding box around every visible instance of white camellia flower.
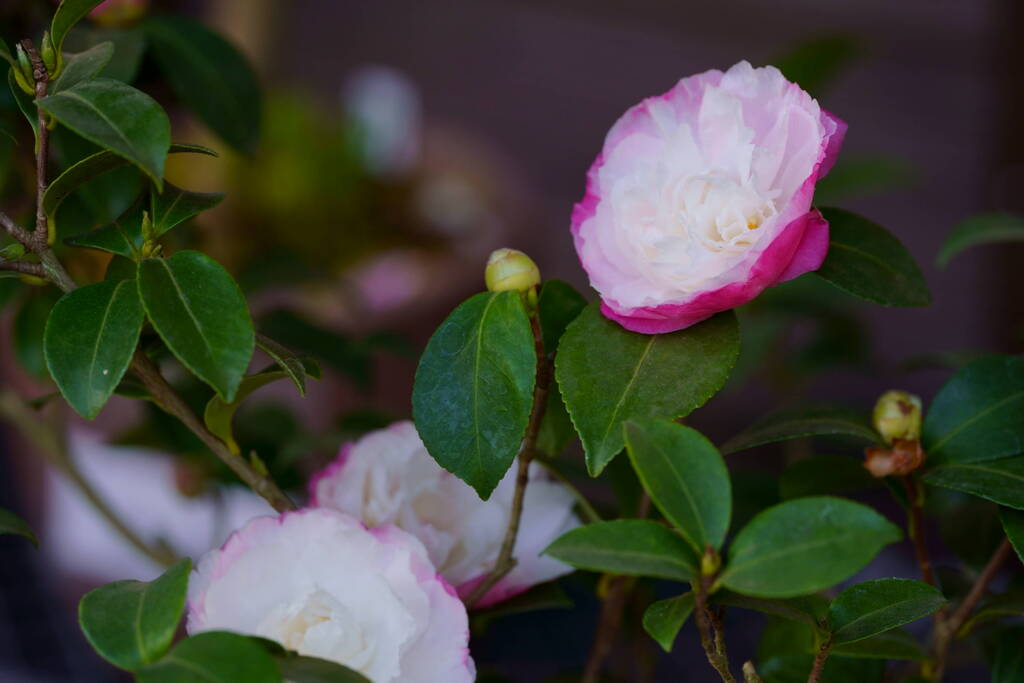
[309,421,580,607]
[187,508,475,682]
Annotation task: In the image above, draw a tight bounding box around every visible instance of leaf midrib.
[470,294,501,483]
[596,336,655,458]
[928,389,1024,454]
[832,597,939,643]
[151,259,216,366]
[84,282,124,406]
[51,89,139,160]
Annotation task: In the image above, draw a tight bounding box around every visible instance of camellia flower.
[187,508,475,682]
[310,421,580,608]
[572,60,846,333]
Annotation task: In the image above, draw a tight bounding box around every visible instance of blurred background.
[1,0,1022,680]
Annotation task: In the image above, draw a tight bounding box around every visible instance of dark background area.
[2,0,1022,680]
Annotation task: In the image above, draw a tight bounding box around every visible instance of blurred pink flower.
[572,60,846,333]
[310,421,580,608]
[187,508,474,682]
[88,0,148,26]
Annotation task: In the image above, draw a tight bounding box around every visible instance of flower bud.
[872,390,922,445]
[12,44,34,94]
[89,0,149,28]
[484,248,540,294]
[40,31,57,73]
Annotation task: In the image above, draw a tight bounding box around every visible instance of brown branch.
[130,352,296,513]
[0,210,35,246]
[21,40,49,248]
[694,572,736,683]
[464,314,551,608]
[903,475,935,586]
[807,641,831,683]
[931,538,1015,681]
[742,662,763,683]
[0,259,44,277]
[582,576,634,683]
[0,390,178,567]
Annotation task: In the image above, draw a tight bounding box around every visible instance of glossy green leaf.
[275,655,370,683]
[79,558,191,671]
[624,419,731,552]
[642,593,694,652]
[51,1,106,64]
[150,181,225,236]
[832,628,925,660]
[1002,507,1024,564]
[828,578,945,645]
[412,291,536,498]
[922,355,1024,465]
[38,78,170,186]
[779,455,880,500]
[144,15,261,155]
[815,207,931,307]
[52,42,114,93]
[721,496,902,598]
[136,631,280,683]
[544,520,698,581]
[66,199,145,257]
[204,361,318,455]
[538,279,586,353]
[44,280,144,419]
[0,507,37,546]
[556,304,739,475]
[722,404,880,455]
[937,212,1024,268]
[256,334,315,396]
[46,144,217,234]
[923,457,1024,510]
[138,251,254,401]
[992,627,1024,683]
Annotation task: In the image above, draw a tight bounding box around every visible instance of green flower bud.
[40,31,57,73]
[484,248,540,294]
[872,390,922,445]
[13,44,34,94]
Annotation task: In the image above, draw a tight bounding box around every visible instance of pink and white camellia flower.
[187,508,475,682]
[310,421,580,608]
[572,60,847,333]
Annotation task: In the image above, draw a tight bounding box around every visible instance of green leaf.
[412,291,536,498]
[8,68,38,139]
[538,279,586,353]
[144,15,261,155]
[0,39,14,69]
[720,496,902,598]
[150,181,225,236]
[1002,507,1024,564]
[922,355,1024,465]
[256,334,316,396]
[0,507,38,546]
[79,558,191,671]
[923,457,1024,510]
[556,304,739,475]
[721,404,880,455]
[815,207,931,307]
[14,290,60,379]
[937,212,1024,268]
[136,631,280,683]
[51,1,106,64]
[275,655,370,683]
[624,419,731,552]
[38,78,171,186]
[992,627,1024,683]
[204,362,318,455]
[642,593,694,652]
[831,628,925,660]
[814,156,916,204]
[779,455,880,500]
[544,520,698,581]
[66,199,145,257]
[138,251,254,401]
[44,280,144,419]
[711,591,824,629]
[52,42,114,93]
[46,143,217,234]
[827,578,945,645]
[535,381,575,458]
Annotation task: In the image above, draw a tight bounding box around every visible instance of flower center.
[668,171,777,254]
[261,589,375,673]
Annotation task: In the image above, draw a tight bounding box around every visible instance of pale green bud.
[873,390,922,445]
[484,248,540,294]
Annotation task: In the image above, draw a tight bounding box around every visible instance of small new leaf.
[642,593,694,652]
[52,42,114,93]
[0,507,38,547]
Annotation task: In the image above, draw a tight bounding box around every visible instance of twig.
[931,538,1015,681]
[21,40,49,248]
[807,641,831,683]
[694,573,736,683]
[0,390,178,567]
[742,661,763,683]
[582,576,634,683]
[0,260,44,277]
[903,475,935,586]
[464,315,551,608]
[0,210,34,246]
